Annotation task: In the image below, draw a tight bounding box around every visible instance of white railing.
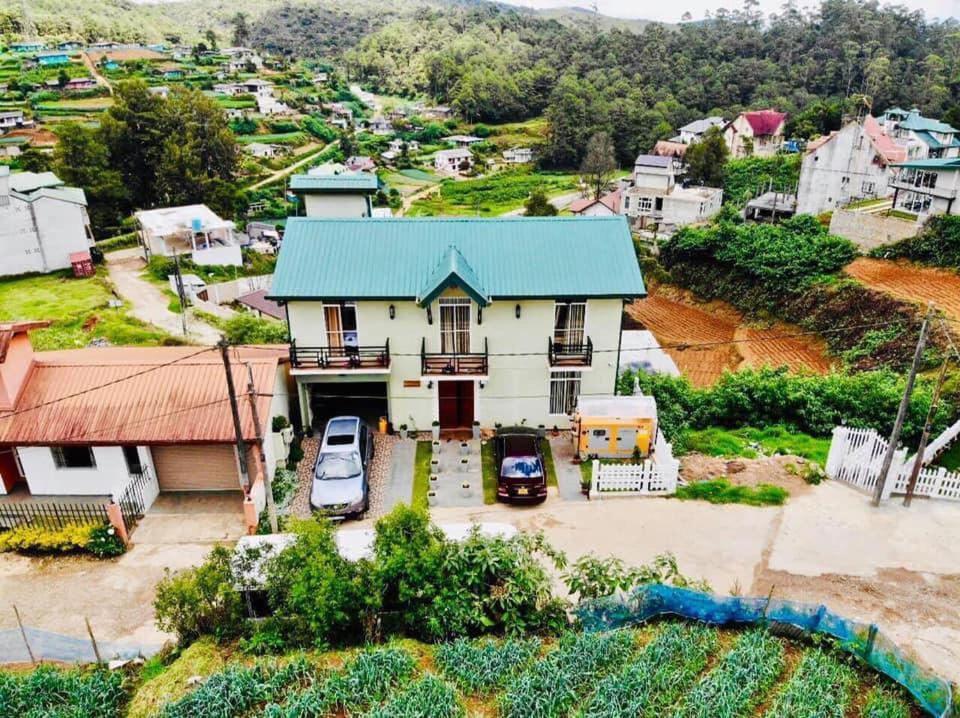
[589,434,680,498]
[924,419,960,464]
[825,426,960,502]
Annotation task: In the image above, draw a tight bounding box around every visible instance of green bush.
[87,524,126,557]
[154,545,248,644]
[0,521,126,558]
[675,478,788,506]
[219,313,287,344]
[870,214,960,268]
[723,154,801,208]
[96,232,139,252]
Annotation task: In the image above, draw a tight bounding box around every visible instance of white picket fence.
[825,426,960,502]
[589,432,680,499]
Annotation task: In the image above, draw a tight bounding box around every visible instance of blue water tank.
[191,218,203,232]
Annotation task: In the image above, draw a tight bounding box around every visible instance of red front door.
[438,380,474,430]
[0,448,22,493]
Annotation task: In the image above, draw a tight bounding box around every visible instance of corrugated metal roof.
[633,154,671,168]
[417,246,489,307]
[0,346,285,445]
[893,158,960,170]
[289,173,379,192]
[269,217,646,300]
[898,113,957,134]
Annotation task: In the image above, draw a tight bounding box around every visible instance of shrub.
[675,478,788,506]
[870,214,960,268]
[368,675,464,718]
[0,665,127,718]
[154,545,248,644]
[219,313,287,344]
[87,524,126,557]
[272,415,290,432]
[96,232,139,252]
[0,521,124,558]
[563,552,709,601]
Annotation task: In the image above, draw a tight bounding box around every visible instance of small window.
[122,446,143,475]
[51,446,96,469]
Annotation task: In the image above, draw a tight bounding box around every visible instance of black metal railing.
[117,469,150,531]
[421,337,489,376]
[290,338,390,370]
[549,336,593,367]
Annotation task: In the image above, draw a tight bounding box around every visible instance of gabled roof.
[741,110,786,136]
[570,188,621,215]
[289,173,378,193]
[653,140,687,158]
[863,116,907,164]
[678,117,724,134]
[9,171,63,193]
[634,154,671,168]
[269,217,645,301]
[417,246,490,307]
[237,289,284,320]
[913,130,960,150]
[898,113,957,134]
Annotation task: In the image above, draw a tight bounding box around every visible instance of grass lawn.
[936,441,960,472]
[675,478,788,506]
[0,270,175,350]
[412,441,433,510]
[35,97,113,110]
[541,440,559,489]
[681,426,831,466]
[236,132,307,145]
[480,440,497,504]
[407,169,580,217]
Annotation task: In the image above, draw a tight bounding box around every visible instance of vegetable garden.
[2,623,926,718]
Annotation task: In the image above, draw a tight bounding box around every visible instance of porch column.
[297,380,312,430]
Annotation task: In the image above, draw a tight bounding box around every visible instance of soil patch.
[680,453,815,496]
[846,257,960,323]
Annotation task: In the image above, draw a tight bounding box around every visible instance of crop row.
[673,628,785,718]
[579,622,719,718]
[435,637,541,692]
[499,630,637,718]
[0,665,126,718]
[766,649,856,718]
[861,687,911,718]
[368,675,463,718]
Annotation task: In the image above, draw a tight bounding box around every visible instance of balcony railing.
[421,337,489,376]
[549,336,593,367]
[890,178,958,200]
[290,339,390,371]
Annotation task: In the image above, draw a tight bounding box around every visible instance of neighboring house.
[148,85,170,99]
[268,216,646,431]
[245,142,280,159]
[723,110,786,158]
[620,155,723,230]
[58,41,83,52]
[796,117,907,215]
[671,116,725,144]
[345,156,377,172]
[878,107,960,160]
[652,140,688,172]
[0,110,26,133]
[435,148,473,173]
[369,117,394,136]
[0,167,95,277]
[446,134,483,148]
[0,327,290,528]
[135,204,241,266]
[889,158,960,217]
[213,83,243,96]
[388,138,419,154]
[223,52,263,73]
[33,52,70,67]
[240,79,274,97]
[312,73,329,85]
[423,105,454,120]
[10,42,45,53]
[327,102,353,123]
[502,147,533,164]
[570,189,622,216]
[64,77,97,91]
[289,173,378,218]
[237,289,284,320]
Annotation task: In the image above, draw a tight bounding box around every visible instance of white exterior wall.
[797,124,893,215]
[724,115,783,159]
[578,203,616,217]
[302,193,371,218]
[631,167,673,193]
[662,190,723,226]
[16,445,153,497]
[288,295,623,429]
[893,168,960,218]
[262,367,291,475]
[0,195,91,277]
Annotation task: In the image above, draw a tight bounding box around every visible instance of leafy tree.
[580,131,617,200]
[232,12,250,47]
[204,29,218,51]
[684,127,728,187]
[523,188,558,216]
[52,123,128,234]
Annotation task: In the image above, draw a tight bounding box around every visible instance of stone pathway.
[428,439,484,508]
[549,434,588,502]
[382,438,416,514]
[290,434,395,521]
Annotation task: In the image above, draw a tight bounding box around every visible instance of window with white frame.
[439,297,470,353]
[861,181,875,195]
[553,300,586,347]
[549,371,581,415]
[636,196,654,213]
[324,302,358,349]
[51,446,96,469]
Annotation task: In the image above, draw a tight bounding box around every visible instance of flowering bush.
[0,522,126,558]
[87,524,126,558]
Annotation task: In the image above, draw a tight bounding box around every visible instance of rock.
[187,675,203,686]
[108,659,128,670]
[726,460,747,474]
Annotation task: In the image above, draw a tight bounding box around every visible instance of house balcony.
[421,337,488,377]
[548,337,593,368]
[890,179,957,200]
[290,339,391,372]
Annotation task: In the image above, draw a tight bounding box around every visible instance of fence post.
[589,460,600,500]
[243,495,259,535]
[106,501,129,545]
[825,426,845,479]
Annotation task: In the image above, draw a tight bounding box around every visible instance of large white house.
[889,157,960,218]
[796,117,907,215]
[620,155,723,230]
[268,217,646,432]
[135,204,241,266]
[0,168,95,277]
[434,148,473,173]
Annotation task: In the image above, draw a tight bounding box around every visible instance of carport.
[306,379,389,430]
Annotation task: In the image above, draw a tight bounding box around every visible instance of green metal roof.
[913,130,960,150]
[289,173,379,193]
[893,158,960,170]
[417,246,490,307]
[270,217,646,301]
[898,114,958,134]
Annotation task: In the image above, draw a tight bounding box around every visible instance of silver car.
[310,416,373,519]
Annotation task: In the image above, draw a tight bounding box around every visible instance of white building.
[268,216,646,431]
[0,110,26,133]
[445,134,482,148]
[502,147,533,164]
[388,138,419,154]
[0,168,95,277]
[620,155,723,230]
[889,158,960,218]
[877,107,960,161]
[289,173,379,218]
[245,142,280,159]
[135,204,241,266]
[435,148,473,173]
[723,110,786,158]
[671,116,725,144]
[368,117,394,136]
[796,117,907,215]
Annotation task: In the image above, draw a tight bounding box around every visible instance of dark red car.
[494,427,548,504]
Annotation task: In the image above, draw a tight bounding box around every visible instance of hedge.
[0,522,125,558]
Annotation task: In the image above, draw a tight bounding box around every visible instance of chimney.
[0,321,49,412]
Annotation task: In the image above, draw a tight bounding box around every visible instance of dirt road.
[105,250,221,344]
[846,257,960,323]
[247,142,336,191]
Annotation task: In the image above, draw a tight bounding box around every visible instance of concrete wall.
[206,275,273,305]
[15,445,154,497]
[828,209,918,251]
[797,124,893,215]
[303,193,371,218]
[0,193,92,277]
[288,295,623,429]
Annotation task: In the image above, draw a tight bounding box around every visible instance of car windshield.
[316,452,362,480]
[501,456,543,479]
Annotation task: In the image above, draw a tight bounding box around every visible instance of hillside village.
[2,0,960,715]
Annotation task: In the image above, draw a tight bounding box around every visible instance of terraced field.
[627,287,834,387]
[10,624,919,718]
[845,257,960,323]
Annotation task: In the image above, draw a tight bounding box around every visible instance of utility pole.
[219,338,250,492]
[903,356,950,507]
[872,303,934,506]
[172,249,188,337]
[246,361,278,533]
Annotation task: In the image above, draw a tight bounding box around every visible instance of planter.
[431,440,441,455]
[459,441,470,456]
[459,457,469,472]
[460,482,471,498]
[472,422,481,440]
[406,429,416,440]
[537,424,546,439]
[431,423,440,440]
[430,458,440,473]
[280,426,294,444]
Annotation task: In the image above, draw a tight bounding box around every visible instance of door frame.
[437,379,476,429]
